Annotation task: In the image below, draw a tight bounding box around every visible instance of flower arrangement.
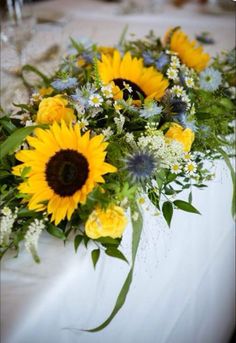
[0,27,235,331]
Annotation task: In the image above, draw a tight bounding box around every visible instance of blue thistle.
[170,98,187,115]
[155,53,170,71]
[51,77,78,91]
[142,51,155,66]
[125,151,156,182]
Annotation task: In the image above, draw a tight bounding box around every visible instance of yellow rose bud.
[36,95,75,124]
[39,87,54,96]
[165,123,195,152]
[85,205,128,239]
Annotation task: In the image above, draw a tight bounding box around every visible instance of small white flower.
[185,161,197,176]
[89,107,103,118]
[125,132,135,143]
[0,207,18,246]
[166,50,178,56]
[2,207,12,216]
[170,56,181,69]
[184,152,192,160]
[132,212,139,222]
[77,118,89,131]
[185,77,194,88]
[140,102,162,119]
[181,94,191,109]
[25,120,33,127]
[102,127,114,140]
[171,163,182,174]
[25,219,45,262]
[120,197,129,207]
[171,85,185,98]
[114,114,125,134]
[88,93,103,107]
[75,103,85,115]
[101,84,113,98]
[114,101,124,114]
[30,92,42,103]
[123,81,132,93]
[167,68,178,80]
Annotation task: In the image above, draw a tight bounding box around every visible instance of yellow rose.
[36,95,75,124]
[85,206,128,239]
[165,123,195,152]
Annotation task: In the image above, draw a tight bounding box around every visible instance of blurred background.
[0,0,235,110]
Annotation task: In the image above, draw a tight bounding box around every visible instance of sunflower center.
[45,149,89,196]
[113,78,146,100]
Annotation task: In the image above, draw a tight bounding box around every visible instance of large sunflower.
[12,121,117,225]
[169,29,210,72]
[98,50,168,101]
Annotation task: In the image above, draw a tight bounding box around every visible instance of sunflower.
[168,29,210,72]
[12,121,117,225]
[98,50,168,102]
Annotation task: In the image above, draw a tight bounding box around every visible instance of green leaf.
[0,126,42,159]
[188,191,193,204]
[162,201,173,227]
[17,208,38,218]
[84,201,143,332]
[21,64,50,87]
[96,236,120,246]
[91,249,100,268]
[0,117,16,133]
[217,147,236,217]
[74,235,83,252]
[21,166,31,178]
[0,171,11,180]
[47,224,66,240]
[173,200,201,214]
[118,24,129,46]
[105,247,128,263]
[83,236,89,248]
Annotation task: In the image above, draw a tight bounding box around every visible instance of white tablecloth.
[1,159,235,343]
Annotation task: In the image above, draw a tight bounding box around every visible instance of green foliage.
[105,247,128,263]
[173,200,200,214]
[47,224,66,240]
[162,201,173,227]
[91,249,100,268]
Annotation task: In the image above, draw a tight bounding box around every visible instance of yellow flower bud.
[39,87,54,96]
[165,123,195,152]
[36,95,75,124]
[85,205,127,239]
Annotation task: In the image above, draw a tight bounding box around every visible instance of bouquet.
[0,27,235,331]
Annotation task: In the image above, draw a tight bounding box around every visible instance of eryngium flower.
[125,151,156,182]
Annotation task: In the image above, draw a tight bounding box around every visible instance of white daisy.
[167,68,178,80]
[185,161,197,176]
[170,56,181,69]
[171,85,185,98]
[171,163,182,174]
[101,84,113,98]
[185,77,194,88]
[88,93,103,107]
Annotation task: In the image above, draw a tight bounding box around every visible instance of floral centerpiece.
[0,27,235,331]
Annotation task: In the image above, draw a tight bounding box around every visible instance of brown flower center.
[45,149,89,196]
[113,78,146,100]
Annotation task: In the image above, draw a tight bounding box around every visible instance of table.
[1,1,235,342]
[1,158,235,343]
